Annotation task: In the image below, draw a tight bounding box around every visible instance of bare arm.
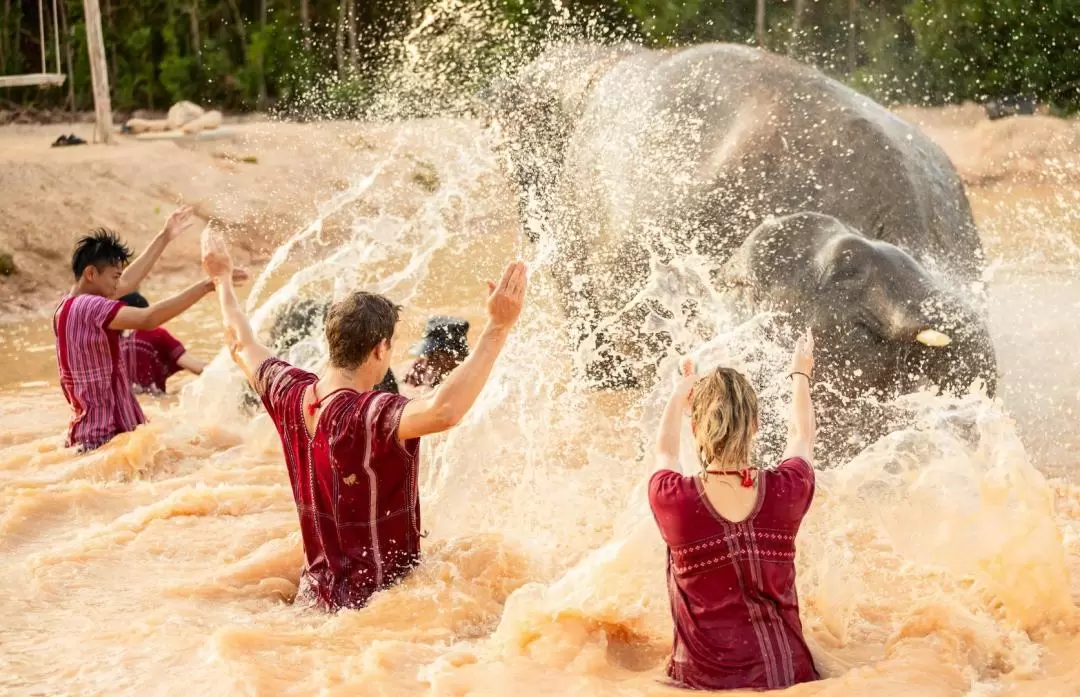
[216,275,271,386]
[654,360,697,471]
[398,262,527,441]
[782,331,816,463]
[176,352,206,375]
[115,207,193,298]
[108,279,214,331]
[200,229,265,384]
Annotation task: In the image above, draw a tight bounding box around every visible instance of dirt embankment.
[0,118,496,316]
[894,102,1080,188]
[0,104,1077,317]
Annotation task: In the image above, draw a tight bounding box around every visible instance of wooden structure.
[0,0,65,88]
[1,0,112,144]
[0,73,66,88]
[84,0,113,143]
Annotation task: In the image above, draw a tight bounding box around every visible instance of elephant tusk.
[916,329,952,347]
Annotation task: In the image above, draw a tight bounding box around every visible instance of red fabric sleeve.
[774,457,816,518]
[368,391,416,458]
[151,328,187,366]
[75,294,124,330]
[648,469,685,512]
[254,357,305,424]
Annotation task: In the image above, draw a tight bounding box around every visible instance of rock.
[0,252,16,276]
[166,101,206,130]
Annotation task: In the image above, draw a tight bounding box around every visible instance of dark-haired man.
[402,316,470,392]
[53,207,242,450]
[119,292,207,394]
[203,231,527,611]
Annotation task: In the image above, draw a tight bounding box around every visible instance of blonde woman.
[648,331,819,690]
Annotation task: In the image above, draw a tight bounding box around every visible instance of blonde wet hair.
[689,367,759,474]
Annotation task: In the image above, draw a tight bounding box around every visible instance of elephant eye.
[826,262,863,285]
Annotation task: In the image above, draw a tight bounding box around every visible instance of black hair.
[71,229,132,279]
[120,292,149,308]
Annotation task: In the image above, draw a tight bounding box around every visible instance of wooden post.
[83,0,112,143]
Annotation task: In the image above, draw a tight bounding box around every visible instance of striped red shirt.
[648,458,819,691]
[121,327,186,393]
[254,358,421,611]
[52,294,146,451]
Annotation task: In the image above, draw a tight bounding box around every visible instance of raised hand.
[674,357,699,407]
[486,261,527,330]
[790,328,815,378]
[163,205,195,242]
[201,225,234,280]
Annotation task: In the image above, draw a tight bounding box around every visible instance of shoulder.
[333,390,416,458]
[648,469,693,509]
[339,390,410,433]
[766,457,815,515]
[775,456,814,482]
[253,357,314,401]
[148,327,184,351]
[67,294,123,326]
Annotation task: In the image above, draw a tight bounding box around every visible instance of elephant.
[480,42,998,413]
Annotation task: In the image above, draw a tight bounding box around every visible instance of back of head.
[690,367,759,472]
[120,292,149,308]
[72,229,132,279]
[324,292,400,370]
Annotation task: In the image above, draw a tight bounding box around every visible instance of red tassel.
[740,468,754,488]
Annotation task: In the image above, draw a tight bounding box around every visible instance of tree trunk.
[847,0,858,75]
[189,1,202,68]
[1,0,9,72]
[346,0,358,73]
[258,0,268,109]
[336,0,346,75]
[83,0,113,143]
[755,0,765,48]
[789,0,805,57]
[300,0,310,50]
[60,0,74,110]
[225,0,247,45]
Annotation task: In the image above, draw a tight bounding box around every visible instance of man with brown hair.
[202,231,527,611]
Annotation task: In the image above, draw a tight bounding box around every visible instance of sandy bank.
[0,104,1077,317]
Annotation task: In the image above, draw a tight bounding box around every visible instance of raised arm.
[398,262,527,441]
[215,271,269,383]
[202,229,269,384]
[115,206,194,298]
[782,329,816,463]
[108,279,214,331]
[654,359,698,471]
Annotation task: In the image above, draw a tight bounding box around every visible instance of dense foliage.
[1,0,1077,115]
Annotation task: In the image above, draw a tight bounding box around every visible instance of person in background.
[648,331,820,691]
[53,207,246,451]
[119,292,207,394]
[203,230,527,611]
[402,316,470,392]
